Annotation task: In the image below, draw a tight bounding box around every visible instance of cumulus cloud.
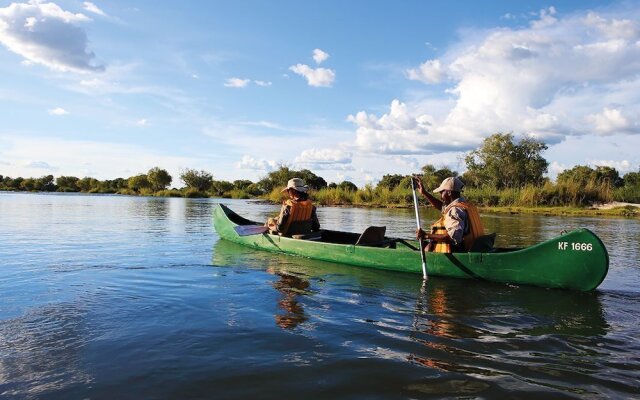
[224,77,250,88]
[0,1,104,73]
[287,50,332,91]
[406,59,447,84]
[586,107,631,135]
[48,107,69,115]
[590,159,633,172]
[254,80,272,87]
[289,63,335,87]
[236,155,277,171]
[82,2,106,17]
[359,6,640,157]
[294,148,353,170]
[313,48,329,64]
[347,99,468,155]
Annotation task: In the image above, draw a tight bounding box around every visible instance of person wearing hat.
[412,176,484,253]
[266,178,320,236]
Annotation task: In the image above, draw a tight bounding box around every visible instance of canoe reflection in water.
[267,267,310,329]
[407,278,609,376]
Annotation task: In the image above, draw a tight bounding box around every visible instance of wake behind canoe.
[213,204,608,291]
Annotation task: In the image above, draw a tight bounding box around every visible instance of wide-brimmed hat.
[433,177,464,193]
[281,177,309,193]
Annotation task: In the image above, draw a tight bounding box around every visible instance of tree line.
[2,133,640,206]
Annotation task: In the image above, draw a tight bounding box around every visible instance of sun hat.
[433,177,465,193]
[281,177,309,193]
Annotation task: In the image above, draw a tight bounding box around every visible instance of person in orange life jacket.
[413,176,482,253]
[266,178,320,236]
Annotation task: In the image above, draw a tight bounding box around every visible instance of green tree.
[128,174,151,192]
[77,177,99,192]
[557,165,622,188]
[338,181,358,191]
[56,176,79,192]
[623,170,640,187]
[211,180,234,196]
[35,175,56,191]
[377,174,406,190]
[421,164,459,189]
[464,133,548,189]
[147,167,172,192]
[233,179,253,190]
[256,165,327,192]
[20,178,36,191]
[180,169,213,191]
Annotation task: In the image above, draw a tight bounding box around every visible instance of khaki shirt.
[441,197,468,246]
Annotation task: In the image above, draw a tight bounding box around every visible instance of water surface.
[0,193,638,399]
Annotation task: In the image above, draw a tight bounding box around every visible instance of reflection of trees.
[0,303,92,396]
[268,267,310,330]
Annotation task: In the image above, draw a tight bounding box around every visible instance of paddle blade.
[234,225,269,236]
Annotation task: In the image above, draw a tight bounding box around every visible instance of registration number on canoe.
[558,242,593,251]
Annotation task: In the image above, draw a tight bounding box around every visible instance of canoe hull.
[213,204,608,291]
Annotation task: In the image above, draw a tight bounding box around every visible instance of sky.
[1,0,639,187]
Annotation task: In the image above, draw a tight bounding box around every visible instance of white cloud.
[82,2,106,17]
[348,99,466,155]
[48,107,69,115]
[24,160,57,170]
[361,6,640,158]
[224,77,250,88]
[313,48,329,64]
[294,148,354,170]
[586,107,631,135]
[254,80,272,87]
[0,1,104,73]
[136,118,149,126]
[236,155,277,171]
[590,159,633,172]
[289,64,335,87]
[406,59,447,84]
[0,135,194,181]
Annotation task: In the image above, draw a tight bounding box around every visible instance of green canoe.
[213,204,609,291]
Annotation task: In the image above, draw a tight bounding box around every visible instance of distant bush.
[155,189,183,197]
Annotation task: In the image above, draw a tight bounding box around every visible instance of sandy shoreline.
[592,201,640,210]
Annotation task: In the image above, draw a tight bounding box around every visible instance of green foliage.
[256,165,327,193]
[180,169,213,191]
[128,174,152,192]
[421,164,459,190]
[147,167,172,191]
[210,180,234,196]
[464,133,548,189]
[155,189,183,197]
[337,180,358,191]
[233,179,253,190]
[56,176,79,192]
[377,174,406,190]
[557,165,623,189]
[77,177,99,192]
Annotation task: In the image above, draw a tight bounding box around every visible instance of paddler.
[266,178,321,236]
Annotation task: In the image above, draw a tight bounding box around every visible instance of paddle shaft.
[411,178,428,280]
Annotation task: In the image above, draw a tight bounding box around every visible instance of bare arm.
[413,176,443,209]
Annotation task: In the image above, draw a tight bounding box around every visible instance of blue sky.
[1,0,639,186]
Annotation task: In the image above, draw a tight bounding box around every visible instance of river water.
[0,193,638,399]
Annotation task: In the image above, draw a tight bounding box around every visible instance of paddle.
[411,177,429,280]
[234,225,269,236]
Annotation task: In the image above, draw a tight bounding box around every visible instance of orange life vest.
[280,199,314,236]
[429,200,484,253]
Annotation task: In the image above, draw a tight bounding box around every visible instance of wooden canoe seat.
[355,226,387,247]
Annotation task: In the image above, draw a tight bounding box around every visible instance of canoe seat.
[292,231,323,241]
[468,233,496,253]
[355,226,387,247]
